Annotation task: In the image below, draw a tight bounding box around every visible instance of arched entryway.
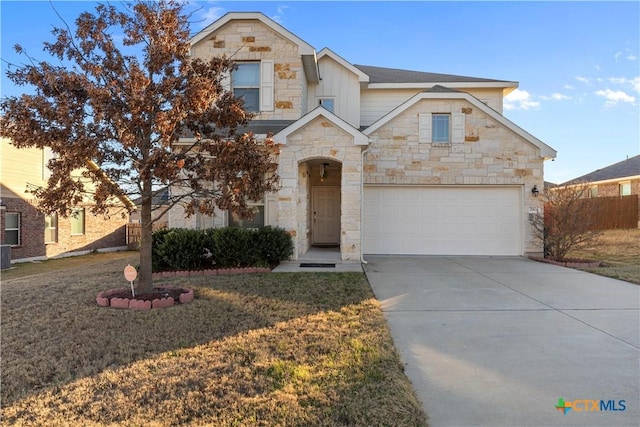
[297,158,342,257]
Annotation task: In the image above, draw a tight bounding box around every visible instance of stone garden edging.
[97,266,271,310]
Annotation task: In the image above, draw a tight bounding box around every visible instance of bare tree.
[530,182,601,261]
[0,0,280,292]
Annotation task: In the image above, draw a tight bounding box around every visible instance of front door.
[312,186,340,245]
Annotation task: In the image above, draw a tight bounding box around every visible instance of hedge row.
[152,226,293,271]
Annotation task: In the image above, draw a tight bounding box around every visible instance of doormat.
[299,263,336,268]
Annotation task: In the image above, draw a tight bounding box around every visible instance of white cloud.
[271,5,290,24]
[615,51,623,61]
[563,84,574,90]
[608,76,640,93]
[595,89,636,107]
[187,1,225,31]
[575,76,590,84]
[627,54,638,61]
[540,93,571,101]
[504,89,541,111]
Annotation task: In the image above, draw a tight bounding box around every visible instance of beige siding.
[1,138,46,196]
[361,88,505,127]
[312,56,361,127]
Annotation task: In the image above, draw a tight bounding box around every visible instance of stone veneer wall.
[191,20,306,120]
[365,99,545,255]
[278,117,363,261]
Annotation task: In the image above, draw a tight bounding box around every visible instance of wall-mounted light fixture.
[531,185,539,197]
[320,163,329,181]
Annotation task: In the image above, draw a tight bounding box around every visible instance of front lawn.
[566,228,640,284]
[0,253,427,426]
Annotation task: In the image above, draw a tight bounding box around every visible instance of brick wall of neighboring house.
[2,197,46,260]
[1,196,128,261]
[592,179,640,197]
[46,205,128,259]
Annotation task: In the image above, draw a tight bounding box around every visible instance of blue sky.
[1,1,638,184]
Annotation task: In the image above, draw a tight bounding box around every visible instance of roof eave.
[366,81,519,90]
[363,91,556,160]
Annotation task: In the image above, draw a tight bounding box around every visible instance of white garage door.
[364,186,523,256]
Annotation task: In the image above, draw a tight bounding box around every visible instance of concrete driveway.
[363,256,639,427]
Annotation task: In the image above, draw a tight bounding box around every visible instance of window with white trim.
[432,114,450,142]
[318,98,335,113]
[228,200,265,228]
[232,63,260,112]
[70,208,85,235]
[5,212,20,246]
[45,213,58,243]
[419,112,465,143]
[619,182,631,196]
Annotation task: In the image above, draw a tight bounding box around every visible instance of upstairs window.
[5,212,20,246]
[232,63,260,112]
[419,112,465,143]
[318,98,335,113]
[432,114,450,143]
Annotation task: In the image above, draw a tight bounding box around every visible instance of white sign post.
[123,264,138,297]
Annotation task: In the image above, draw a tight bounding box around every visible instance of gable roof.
[273,107,370,146]
[563,155,640,185]
[363,89,556,159]
[318,48,369,83]
[354,64,518,92]
[189,12,319,83]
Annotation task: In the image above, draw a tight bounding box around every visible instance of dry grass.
[566,228,640,284]
[1,253,427,426]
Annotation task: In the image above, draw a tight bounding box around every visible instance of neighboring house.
[169,12,556,260]
[0,138,132,262]
[562,155,640,199]
[129,187,170,228]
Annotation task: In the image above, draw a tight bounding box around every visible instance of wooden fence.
[545,195,638,231]
[126,222,168,250]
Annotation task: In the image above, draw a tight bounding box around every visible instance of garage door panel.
[364,186,523,256]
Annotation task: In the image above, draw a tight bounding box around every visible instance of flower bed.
[97,266,271,310]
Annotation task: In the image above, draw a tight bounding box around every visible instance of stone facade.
[192,20,307,120]
[365,99,545,254]
[277,117,363,261]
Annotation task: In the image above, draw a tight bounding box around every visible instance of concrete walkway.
[272,246,363,272]
[364,256,640,427]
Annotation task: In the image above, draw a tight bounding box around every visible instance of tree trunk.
[138,177,154,293]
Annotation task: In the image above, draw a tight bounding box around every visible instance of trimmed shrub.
[153,226,293,271]
[255,226,294,267]
[154,228,208,271]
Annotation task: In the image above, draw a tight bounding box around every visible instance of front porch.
[272,245,363,272]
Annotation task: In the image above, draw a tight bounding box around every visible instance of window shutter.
[221,70,231,92]
[419,113,432,143]
[260,60,274,112]
[452,113,465,143]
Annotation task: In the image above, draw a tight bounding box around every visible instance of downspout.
[360,143,372,265]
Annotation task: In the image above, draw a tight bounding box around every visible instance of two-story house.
[0,138,132,263]
[168,12,556,261]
